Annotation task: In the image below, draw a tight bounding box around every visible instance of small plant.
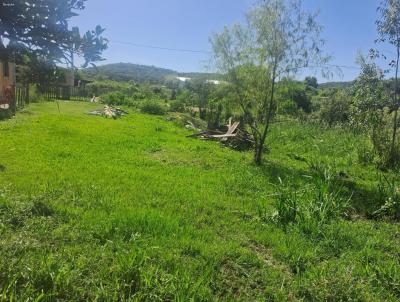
[357,142,375,165]
[271,179,298,226]
[373,174,400,220]
[141,101,166,115]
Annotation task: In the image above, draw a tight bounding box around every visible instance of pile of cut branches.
[88,105,128,119]
[188,118,254,150]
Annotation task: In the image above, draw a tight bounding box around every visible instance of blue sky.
[72,0,390,82]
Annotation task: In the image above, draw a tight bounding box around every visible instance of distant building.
[0,59,16,109]
[175,76,191,82]
[175,76,223,86]
[206,79,222,85]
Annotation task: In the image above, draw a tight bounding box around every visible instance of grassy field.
[1,101,399,301]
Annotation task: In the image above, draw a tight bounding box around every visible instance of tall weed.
[271,165,351,236]
[373,174,400,220]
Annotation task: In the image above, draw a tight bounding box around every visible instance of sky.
[71,0,391,82]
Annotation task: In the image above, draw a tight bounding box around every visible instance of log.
[221,121,240,142]
[210,133,237,138]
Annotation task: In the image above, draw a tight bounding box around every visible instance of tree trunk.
[390,47,400,162]
[253,63,277,166]
[254,142,263,166]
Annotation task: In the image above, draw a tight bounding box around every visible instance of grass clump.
[271,164,351,237]
[373,174,400,220]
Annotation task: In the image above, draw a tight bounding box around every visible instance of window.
[3,60,9,77]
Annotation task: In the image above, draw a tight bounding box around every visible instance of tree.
[375,0,400,164]
[320,89,351,126]
[186,78,213,120]
[305,76,318,88]
[17,55,66,92]
[353,55,396,167]
[210,0,328,165]
[280,80,312,113]
[0,0,107,68]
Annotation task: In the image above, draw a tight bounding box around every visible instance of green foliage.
[85,80,140,96]
[0,1,107,68]
[304,76,318,89]
[279,81,312,114]
[373,174,400,220]
[101,91,136,107]
[357,141,375,165]
[140,101,166,115]
[210,0,328,165]
[352,55,400,168]
[169,100,186,112]
[272,165,350,237]
[319,90,351,126]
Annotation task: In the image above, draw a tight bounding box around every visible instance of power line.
[110,40,212,54]
[110,39,363,70]
[302,64,360,70]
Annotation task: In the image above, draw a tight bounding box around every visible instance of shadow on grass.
[257,160,312,187]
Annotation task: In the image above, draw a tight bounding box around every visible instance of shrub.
[101,92,135,107]
[140,101,166,115]
[169,100,185,113]
[319,94,351,126]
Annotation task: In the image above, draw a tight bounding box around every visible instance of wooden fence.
[41,86,89,101]
[15,85,30,109]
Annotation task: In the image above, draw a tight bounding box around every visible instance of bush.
[101,92,136,107]
[169,100,185,113]
[140,101,166,115]
[319,94,351,126]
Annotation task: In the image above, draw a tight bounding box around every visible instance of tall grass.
[271,163,351,237]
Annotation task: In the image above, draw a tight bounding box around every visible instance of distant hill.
[319,81,354,89]
[80,63,355,88]
[80,63,176,84]
[80,63,222,84]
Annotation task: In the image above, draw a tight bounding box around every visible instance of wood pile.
[188,118,254,150]
[88,105,128,119]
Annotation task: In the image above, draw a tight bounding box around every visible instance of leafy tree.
[305,76,318,89]
[375,0,400,164]
[279,80,312,113]
[319,89,351,126]
[186,78,214,120]
[210,0,328,165]
[0,0,107,68]
[352,55,398,167]
[17,55,66,92]
[352,55,387,129]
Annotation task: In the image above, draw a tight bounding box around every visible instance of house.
[206,79,222,85]
[0,59,16,110]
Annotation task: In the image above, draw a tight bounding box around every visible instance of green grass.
[0,101,399,301]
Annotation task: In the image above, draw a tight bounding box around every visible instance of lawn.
[0,101,399,301]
